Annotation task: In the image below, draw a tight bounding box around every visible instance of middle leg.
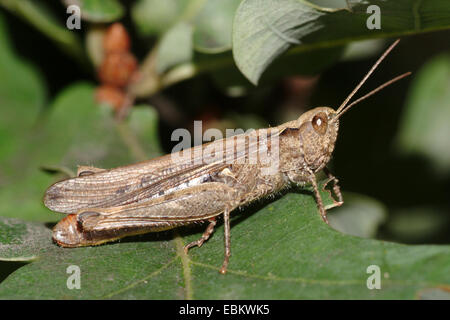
[322,167,344,205]
[184,218,217,254]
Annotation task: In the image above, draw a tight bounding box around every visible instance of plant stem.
[0,0,86,65]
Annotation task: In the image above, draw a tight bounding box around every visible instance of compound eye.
[312,112,328,135]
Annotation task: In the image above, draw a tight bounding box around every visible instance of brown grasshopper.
[44,39,410,274]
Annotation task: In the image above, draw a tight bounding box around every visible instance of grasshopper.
[44,40,410,274]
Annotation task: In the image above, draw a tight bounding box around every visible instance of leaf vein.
[100,256,177,299]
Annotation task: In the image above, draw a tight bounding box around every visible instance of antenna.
[335,39,405,116]
[336,71,411,118]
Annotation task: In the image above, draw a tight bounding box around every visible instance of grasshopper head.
[295,106,339,171]
[282,40,411,178]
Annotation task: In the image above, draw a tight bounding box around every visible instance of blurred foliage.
[0,0,449,299]
[396,54,450,174]
[0,0,85,62]
[328,193,387,238]
[71,0,125,23]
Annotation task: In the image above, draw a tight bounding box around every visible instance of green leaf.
[396,54,450,174]
[192,0,241,53]
[39,85,161,169]
[0,188,448,299]
[233,0,324,84]
[131,0,189,36]
[75,0,125,23]
[132,0,241,53]
[156,22,193,73]
[0,11,49,221]
[0,12,46,168]
[232,0,450,84]
[0,217,52,262]
[127,105,162,156]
